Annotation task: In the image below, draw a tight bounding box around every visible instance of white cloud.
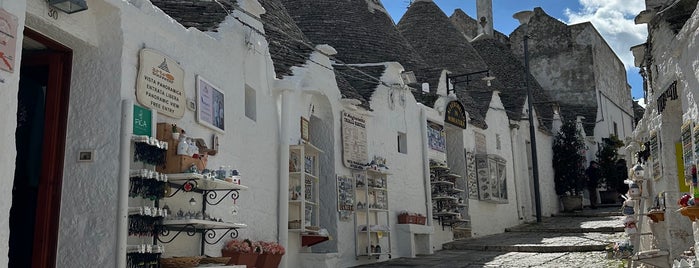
[564,0,647,70]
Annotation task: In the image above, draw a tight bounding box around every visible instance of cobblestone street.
[354,206,627,268]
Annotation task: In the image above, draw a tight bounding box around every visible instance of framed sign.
[427,121,446,152]
[301,117,309,142]
[445,101,467,129]
[196,75,225,133]
[136,49,185,118]
[133,104,152,137]
[342,111,368,169]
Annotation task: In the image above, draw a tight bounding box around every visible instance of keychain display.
[133,136,167,166]
[129,170,168,200]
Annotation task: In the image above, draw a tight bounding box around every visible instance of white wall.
[0,1,27,267]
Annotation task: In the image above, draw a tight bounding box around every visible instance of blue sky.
[384,0,647,100]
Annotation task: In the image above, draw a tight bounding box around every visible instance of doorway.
[9,28,71,268]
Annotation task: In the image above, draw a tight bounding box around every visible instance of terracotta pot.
[221,249,259,268]
[680,206,699,221]
[256,253,283,268]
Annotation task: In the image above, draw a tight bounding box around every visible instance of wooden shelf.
[167,173,248,191]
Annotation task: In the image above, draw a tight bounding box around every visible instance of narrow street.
[354,206,626,268]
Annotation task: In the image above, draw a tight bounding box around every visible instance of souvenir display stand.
[288,142,328,247]
[430,161,468,230]
[354,169,392,259]
[124,123,248,268]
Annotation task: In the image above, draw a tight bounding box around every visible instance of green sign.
[133,104,152,136]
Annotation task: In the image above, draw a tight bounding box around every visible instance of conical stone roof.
[397,0,499,128]
[258,0,314,79]
[471,38,554,130]
[150,0,237,32]
[279,0,434,92]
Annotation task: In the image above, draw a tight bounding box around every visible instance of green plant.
[553,120,586,196]
[597,135,625,191]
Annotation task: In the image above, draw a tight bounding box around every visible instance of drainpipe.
[117,99,133,268]
[419,106,433,225]
[278,90,291,268]
[508,122,524,221]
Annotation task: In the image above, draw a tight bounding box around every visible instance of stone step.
[442,243,607,253]
[505,226,624,233]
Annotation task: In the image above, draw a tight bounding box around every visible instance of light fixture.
[445,70,495,95]
[49,0,88,14]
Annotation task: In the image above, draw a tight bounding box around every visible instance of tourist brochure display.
[353,158,392,259]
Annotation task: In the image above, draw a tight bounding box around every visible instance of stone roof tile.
[258,0,313,79]
[150,0,236,32]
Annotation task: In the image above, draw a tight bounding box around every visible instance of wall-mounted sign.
[445,101,467,129]
[0,9,18,73]
[133,104,152,137]
[337,175,355,221]
[136,49,185,118]
[427,121,446,152]
[301,117,310,142]
[657,81,678,114]
[650,131,661,181]
[342,111,368,169]
[196,75,225,133]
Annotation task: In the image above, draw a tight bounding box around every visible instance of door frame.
[21,28,72,268]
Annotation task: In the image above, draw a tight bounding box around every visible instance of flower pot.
[560,195,583,212]
[222,249,259,268]
[680,206,699,221]
[256,253,283,268]
[646,211,665,222]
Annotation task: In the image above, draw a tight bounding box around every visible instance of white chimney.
[476,0,494,36]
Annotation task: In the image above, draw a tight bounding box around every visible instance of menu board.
[650,132,661,181]
[342,111,368,169]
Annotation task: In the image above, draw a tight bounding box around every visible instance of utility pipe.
[277,90,291,268]
[116,99,133,268]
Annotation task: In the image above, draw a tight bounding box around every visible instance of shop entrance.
[9,28,71,268]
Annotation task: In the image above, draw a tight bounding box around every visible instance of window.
[398,132,407,154]
[496,134,501,150]
[245,85,256,121]
[613,122,618,137]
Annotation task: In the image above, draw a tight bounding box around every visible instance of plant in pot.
[596,135,626,204]
[256,241,286,268]
[553,120,586,212]
[222,239,262,268]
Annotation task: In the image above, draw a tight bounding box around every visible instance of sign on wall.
[444,101,467,129]
[196,75,225,133]
[136,49,186,118]
[657,81,678,114]
[342,111,368,169]
[650,131,661,181]
[682,122,693,171]
[133,104,152,137]
[337,175,355,221]
[0,9,18,73]
[427,121,446,152]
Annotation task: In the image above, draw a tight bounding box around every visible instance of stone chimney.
[476,0,493,36]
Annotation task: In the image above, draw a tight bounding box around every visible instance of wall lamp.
[49,0,88,14]
[446,70,495,95]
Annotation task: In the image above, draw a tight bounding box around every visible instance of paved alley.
[354,206,627,268]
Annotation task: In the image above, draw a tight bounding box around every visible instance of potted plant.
[596,135,626,204]
[222,239,261,268]
[553,120,586,211]
[256,241,285,268]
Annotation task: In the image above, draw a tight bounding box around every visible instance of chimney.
[476,0,493,36]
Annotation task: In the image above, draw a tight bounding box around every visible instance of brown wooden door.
[9,28,71,268]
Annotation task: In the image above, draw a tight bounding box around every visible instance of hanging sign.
[444,101,467,129]
[0,9,18,73]
[133,104,152,137]
[657,81,678,114]
[342,111,368,169]
[136,49,186,118]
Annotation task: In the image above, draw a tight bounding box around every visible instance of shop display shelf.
[365,169,392,176]
[159,219,247,245]
[440,173,461,178]
[167,173,248,191]
[433,212,460,217]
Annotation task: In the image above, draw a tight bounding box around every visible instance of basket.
[160,256,202,268]
[200,256,231,265]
